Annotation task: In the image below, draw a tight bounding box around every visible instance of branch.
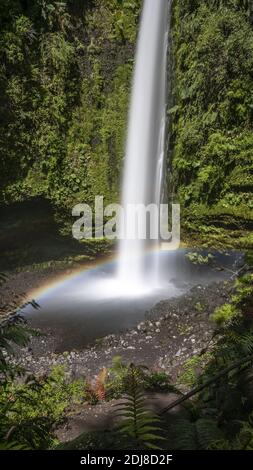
[215,264,247,279]
[160,354,253,415]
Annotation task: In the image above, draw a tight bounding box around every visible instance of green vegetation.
[0,0,252,251]
[0,365,85,449]
[211,273,253,324]
[166,273,253,450]
[186,251,214,265]
[0,275,86,450]
[116,364,165,450]
[59,271,253,450]
[0,0,253,453]
[179,352,212,387]
[171,0,253,249]
[0,0,141,213]
[1,272,253,450]
[212,302,239,325]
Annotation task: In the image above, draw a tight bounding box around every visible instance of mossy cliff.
[170,0,253,249]
[0,0,141,210]
[0,0,252,250]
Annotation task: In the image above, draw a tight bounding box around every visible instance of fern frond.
[0,440,30,450]
[95,367,107,401]
[168,418,223,450]
[117,364,165,449]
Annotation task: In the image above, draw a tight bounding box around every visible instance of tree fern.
[116,364,165,450]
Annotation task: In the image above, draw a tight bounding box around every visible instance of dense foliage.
[171,0,253,248]
[0,365,86,449]
[60,274,253,451]
[0,0,252,249]
[0,273,253,450]
[166,273,253,450]
[0,0,253,452]
[0,0,141,210]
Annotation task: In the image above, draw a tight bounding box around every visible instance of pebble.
[6,280,226,382]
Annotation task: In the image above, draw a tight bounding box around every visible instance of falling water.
[118,0,170,289]
[20,0,245,347]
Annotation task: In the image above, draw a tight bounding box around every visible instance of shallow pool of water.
[22,249,243,351]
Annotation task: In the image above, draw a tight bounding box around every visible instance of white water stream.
[118,0,170,290]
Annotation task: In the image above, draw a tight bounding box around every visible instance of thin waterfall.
[118,0,170,288]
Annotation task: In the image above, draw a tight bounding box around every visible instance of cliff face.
[171,0,253,249]
[0,0,141,209]
[0,0,252,249]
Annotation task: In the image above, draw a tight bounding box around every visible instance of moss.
[211,273,253,325]
[171,1,253,249]
[211,303,240,326]
[0,0,141,211]
[179,353,213,387]
[1,0,252,251]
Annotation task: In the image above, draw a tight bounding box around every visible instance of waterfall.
[118,0,170,289]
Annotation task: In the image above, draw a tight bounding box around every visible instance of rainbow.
[27,244,175,302]
[27,253,116,301]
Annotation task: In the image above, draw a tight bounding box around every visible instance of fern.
[210,415,253,450]
[0,273,40,378]
[0,440,30,450]
[168,418,223,450]
[236,415,253,450]
[116,364,165,450]
[0,310,40,379]
[211,303,240,326]
[83,368,108,404]
[0,273,7,286]
[95,367,107,401]
[106,356,131,399]
[5,417,55,450]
